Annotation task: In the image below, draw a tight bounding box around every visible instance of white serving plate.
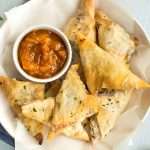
[0,0,150,149]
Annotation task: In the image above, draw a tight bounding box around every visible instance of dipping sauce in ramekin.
[18,29,67,79]
[13,25,72,83]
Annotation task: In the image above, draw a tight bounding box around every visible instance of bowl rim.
[13,24,72,83]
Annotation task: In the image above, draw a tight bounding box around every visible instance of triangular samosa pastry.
[0,76,45,107]
[52,65,98,127]
[95,10,135,62]
[65,0,95,42]
[75,34,150,94]
[48,65,98,140]
[22,97,55,123]
[0,76,45,144]
[96,90,132,138]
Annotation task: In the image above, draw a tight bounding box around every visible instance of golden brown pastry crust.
[62,121,89,141]
[0,76,45,106]
[52,65,87,127]
[22,97,55,123]
[95,10,135,62]
[48,65,99,140]
[96,90,132,138]
[75,33,150,94]
[0,76,45,143]
[65,0,95,42]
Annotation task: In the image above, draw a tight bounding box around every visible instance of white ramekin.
[13,25,72,83]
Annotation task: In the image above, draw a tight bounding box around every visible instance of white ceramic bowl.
[13,25,72,83]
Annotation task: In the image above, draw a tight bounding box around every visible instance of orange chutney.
[18,29,67,78]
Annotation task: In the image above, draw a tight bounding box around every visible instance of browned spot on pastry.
[35,133,43,145]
